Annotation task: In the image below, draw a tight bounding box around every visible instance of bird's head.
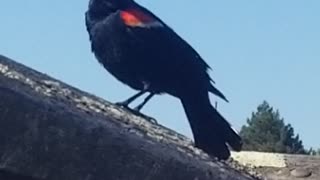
[87,0,132,19]
[86,0,133,31]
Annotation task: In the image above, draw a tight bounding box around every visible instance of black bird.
[85,0,242,159]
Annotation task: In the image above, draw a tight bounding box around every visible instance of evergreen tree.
[240,101,306,154]
[308,148,320,156]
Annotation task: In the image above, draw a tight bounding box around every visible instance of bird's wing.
[119,5,228,101]
[119,6,211,69]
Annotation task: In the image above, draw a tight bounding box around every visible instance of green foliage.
[240,101,306,154]
[308,148,320,156]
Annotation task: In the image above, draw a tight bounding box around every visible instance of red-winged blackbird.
[85,0,242,159]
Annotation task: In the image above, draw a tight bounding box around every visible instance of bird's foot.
[133,104,143,112]
[116,102,143,112]
[137,113,158,124]
[115,102,157,124]
[115,101,130,108]
[128,107,157,124]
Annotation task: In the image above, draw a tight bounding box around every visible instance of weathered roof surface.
[232,151,320,180]
[0,54,258,180]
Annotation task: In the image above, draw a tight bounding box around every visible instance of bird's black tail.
[181,94,242,160]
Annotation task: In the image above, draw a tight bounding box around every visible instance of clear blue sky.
[1,0,319,148]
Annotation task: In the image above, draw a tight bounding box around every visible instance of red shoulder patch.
[120,9,163,28]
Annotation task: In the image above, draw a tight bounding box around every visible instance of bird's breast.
[89,13,153,90]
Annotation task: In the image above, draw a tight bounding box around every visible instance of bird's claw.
[115,101,130,108]
[133,104,143,112]
[115,103,157,124]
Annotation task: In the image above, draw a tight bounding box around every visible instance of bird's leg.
[132,92,157,124]
[133,93,155,111]
[115,83,157,124]
[116,82,150,107]
[116,90,147,107]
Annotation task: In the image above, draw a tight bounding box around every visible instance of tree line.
[239,101,319,155]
